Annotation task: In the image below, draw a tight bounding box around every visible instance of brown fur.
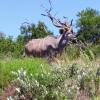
[24,32,75,59]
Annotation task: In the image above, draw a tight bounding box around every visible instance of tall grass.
[0,58,49,89]
[0,56,99,99]
[0,44,100,99]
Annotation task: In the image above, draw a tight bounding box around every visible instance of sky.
[0,0,100,39]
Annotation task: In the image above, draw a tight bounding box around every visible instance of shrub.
[1,61,99,100]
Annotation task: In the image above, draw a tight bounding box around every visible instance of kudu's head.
[58,19,76,42]
[42,9,76,41]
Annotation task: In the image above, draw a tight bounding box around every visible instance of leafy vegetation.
[20,21,53,42]
[0,55,100,100]
[0,7,100,100]
[0,58,49,89]
[76,8,100,43]
[0,21,53,58]
[0,8,100,58]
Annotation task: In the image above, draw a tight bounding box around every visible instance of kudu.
[23,10,76,60]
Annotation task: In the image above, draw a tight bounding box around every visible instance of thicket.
[0,21,53,58]
[0,8,100,59]
[0,7,100,100]
[0,57,100,100]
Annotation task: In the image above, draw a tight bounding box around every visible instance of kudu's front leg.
[46,45,56,63]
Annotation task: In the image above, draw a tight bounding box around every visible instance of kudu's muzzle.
[67,32,77,43]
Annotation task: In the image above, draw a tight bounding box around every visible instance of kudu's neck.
[58,32,68,49]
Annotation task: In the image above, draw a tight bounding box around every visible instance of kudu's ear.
[59,29,64,34]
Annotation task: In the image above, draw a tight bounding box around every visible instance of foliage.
[0,7,100,99]
[90,44,100,57]
[63,43,99,61]
[20,21,53,42]
[0,21,54,58]
[0,36,15,56]
[0,9,100,58]
[64,44,80,60]
[76,8,100,43]
[0,56,100,100]
[13,35,25,57]
[0,58,49,89]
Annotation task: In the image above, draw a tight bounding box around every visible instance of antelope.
[23,9,76,60]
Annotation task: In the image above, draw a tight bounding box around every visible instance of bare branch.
[70,19,73,26]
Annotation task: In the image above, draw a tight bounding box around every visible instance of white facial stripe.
[62,39,67,45]
[68,33,73,37]
[68,33,75,38]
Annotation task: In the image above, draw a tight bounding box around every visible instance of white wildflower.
[41,74,44,78]
[16,88,20,93]
[18,69,21,74]
[28,83,31,87]
[82,72,86,76]
[45,90,48,95]
[68,89,71,93]
[23,71,26,76]
[40,64,44,67]
[58,86,61,89]
[77,86,80,90]
[55,91,58,95]
[17,77,20,80]
[35,80,39,87]
[77,70,80,74]
[11,71,17,76]
[20,95,25,99]
[34,98,38,100]
[71,85,75,89]
[47,72,50,75]
[7,96,13,100]
[30,73,33,76]
[88,68,92,72]
[77,75,82,80]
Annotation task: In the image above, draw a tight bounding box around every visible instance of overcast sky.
[0,0,100,39]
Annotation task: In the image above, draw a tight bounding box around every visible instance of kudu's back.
[24,35,61,57]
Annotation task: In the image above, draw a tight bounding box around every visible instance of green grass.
[0,57,49,89]
[0,56,100,99]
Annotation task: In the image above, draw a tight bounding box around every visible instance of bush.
[1,61,99,100]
